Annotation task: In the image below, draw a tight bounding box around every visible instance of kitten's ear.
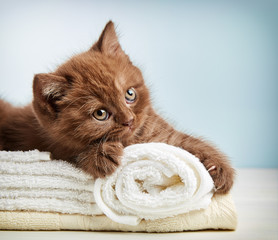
[91,21,126,57]
[32,73,69,125]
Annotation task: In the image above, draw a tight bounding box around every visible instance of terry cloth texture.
[0,143,237,232]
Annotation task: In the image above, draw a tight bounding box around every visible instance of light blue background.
[0,0,277,168]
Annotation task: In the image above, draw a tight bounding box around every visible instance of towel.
[0,193,237,232]
[0,143,237,232]
[0,149,101,216]
[94,143,214,225]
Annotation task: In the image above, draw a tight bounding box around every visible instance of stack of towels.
[0,143,237,232]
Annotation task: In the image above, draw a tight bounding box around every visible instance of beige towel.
[0,194,237,232]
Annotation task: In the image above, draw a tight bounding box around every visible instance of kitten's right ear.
[90,21,126,58]
[32,73,69,126]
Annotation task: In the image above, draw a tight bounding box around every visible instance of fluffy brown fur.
[0,21,234,193]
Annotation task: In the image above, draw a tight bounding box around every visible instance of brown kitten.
[0,21,234,194]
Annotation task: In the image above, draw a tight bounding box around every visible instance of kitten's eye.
[93,109,109,121]
[125,88,136,103]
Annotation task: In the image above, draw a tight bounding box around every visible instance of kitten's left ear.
[91,21,126,57]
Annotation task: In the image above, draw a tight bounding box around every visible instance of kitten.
[0,21,234,194]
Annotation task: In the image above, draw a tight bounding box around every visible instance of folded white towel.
[0,150,101,216]
[94,143,215,225]
[0,143,214,226]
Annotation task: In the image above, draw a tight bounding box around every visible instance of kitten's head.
[32,21,151,150]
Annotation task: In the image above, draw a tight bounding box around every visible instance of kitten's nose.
[122,118,134,127]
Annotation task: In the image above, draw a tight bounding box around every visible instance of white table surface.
[1,168,277,240]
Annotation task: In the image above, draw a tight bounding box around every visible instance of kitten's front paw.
[76,142,123,178]
[205,160,235,194]
[98,141,123,174]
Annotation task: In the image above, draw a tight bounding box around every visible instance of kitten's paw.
[94,156,119,178]
[94,141,123,178]
[101,142,123,165]
[76,142,123,178]
[204,160,235,194]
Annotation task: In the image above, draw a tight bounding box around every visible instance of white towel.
[94,143,214,225]
[0,149,102,216]
[0,143,214,226]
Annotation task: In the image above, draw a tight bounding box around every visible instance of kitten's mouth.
[125,125,135,134]
[107,124,136,141]
[121,124,136,138]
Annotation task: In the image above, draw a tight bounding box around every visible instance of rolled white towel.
[94,143,215,226]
